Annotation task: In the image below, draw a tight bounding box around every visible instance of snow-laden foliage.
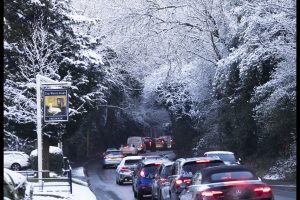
[4,0,142,153]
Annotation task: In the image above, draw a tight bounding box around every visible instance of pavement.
[28,164,96,200]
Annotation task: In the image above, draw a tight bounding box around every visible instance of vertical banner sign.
[43,89,69,122]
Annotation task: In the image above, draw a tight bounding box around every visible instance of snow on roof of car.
[204,151,234,154]
[4,151,28,155]
[30,146,63,156]
[123,156,143,160]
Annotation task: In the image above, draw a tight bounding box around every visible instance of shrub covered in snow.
[30,146,64,173]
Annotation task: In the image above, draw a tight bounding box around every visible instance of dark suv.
[168,157,225,200]
[143,137,156,152]
[132,158,170,200]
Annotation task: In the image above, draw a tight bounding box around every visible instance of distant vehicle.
[179,165,274,200]
[4,151,30,171]
[160,135,175,149]
[132,158,170,200]
[102,149,124,169]
[127,136,146,153]
[169,157,225,200]
[4,168,33,200]
[155,138,167,150]
[152,161,174,200]
[143,137,156,152]
[204,151,241,165]
[116,155,143,185]
[120,144,138,156]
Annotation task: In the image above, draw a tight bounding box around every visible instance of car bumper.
[104,160,122,165]
[118,173,133,182]
[138,185,152,196]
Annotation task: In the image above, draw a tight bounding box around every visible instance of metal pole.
[36,75,43,185]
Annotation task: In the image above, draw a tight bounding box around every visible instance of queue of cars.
[100,146,274,200]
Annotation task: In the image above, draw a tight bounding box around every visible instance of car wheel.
[119,180,123,185]
[158,190,163,200]
[11,163,21,171]
[137,192,143,200]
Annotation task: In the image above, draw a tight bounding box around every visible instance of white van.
[127,136,146,153]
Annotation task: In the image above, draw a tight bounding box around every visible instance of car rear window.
[206,154,236,162]
[161,165,172,178]
[142,164,161,177]
[128,137,142,144]
[210,171,257,183]
[106,151,122,155]
[125,159,142,165]
[182,161,224,176]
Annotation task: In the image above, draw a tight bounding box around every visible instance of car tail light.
[140,170,145,177]
[175,178,191,185]
[224,180,246,186]
[160,178,167,183]
[175,179,183,185]
[201,191,223,197]
[254,186,272,193]
[196,160,210,163]
[121,167,129,171]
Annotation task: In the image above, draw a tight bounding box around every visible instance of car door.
[4,153,14,168]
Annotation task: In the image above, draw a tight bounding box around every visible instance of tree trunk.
[86,129,90,157]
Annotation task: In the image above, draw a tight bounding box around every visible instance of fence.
[17,160,72,194]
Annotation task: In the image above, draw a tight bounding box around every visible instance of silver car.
[103,149,124,169]
[152,161,174,200]
[116,156,142,184]
[4,151,30,171]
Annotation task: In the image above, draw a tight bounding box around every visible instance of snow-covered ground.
[30,166,95,200]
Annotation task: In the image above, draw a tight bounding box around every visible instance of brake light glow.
[196,160,210,163]
[121,167,129,171]
[160,178,167,182]
[140,170,145,177]
[201,191,223,197]
[224,180,246,186]
[183,179,191,184]
[154,163,161,166]
[254,186,272,193]
[175,178,191,185]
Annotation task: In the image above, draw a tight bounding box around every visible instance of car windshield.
[207,154,236,162]
[106,151,122,155]
[182,161,224,177]
[125,159,142,165]
[210,171,257,183]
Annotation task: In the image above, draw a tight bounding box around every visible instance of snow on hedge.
[30,146,63,157]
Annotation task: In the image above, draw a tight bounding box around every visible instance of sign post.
[35,74,71,185]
